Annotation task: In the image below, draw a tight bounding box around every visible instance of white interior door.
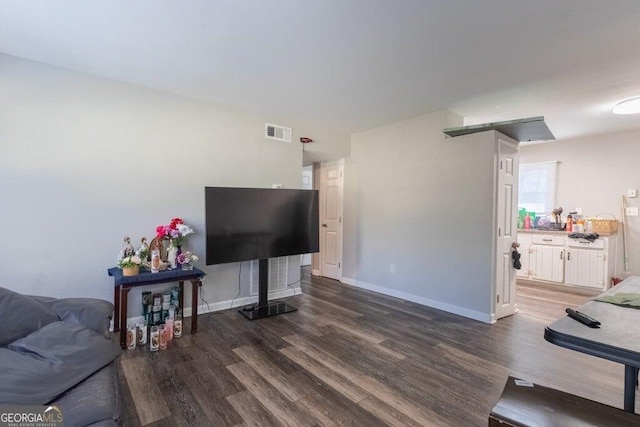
[319,160,344,280]
[495,138,519,319]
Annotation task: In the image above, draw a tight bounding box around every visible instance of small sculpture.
[117,236,136,264]
[123,236,135,257]
[136,237,149,267]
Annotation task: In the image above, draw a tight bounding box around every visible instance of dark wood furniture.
[489,376,640,426]
[107,267,205,349]
[544,276,640,412]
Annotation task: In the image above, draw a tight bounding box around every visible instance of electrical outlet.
[629,189,637,198]
[575,207,583,215]
[626,207,638,216]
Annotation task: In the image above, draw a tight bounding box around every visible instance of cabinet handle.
[567,251,571,261]
[543,239,552,242]
[560,251,563,260]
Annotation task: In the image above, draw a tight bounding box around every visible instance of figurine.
[117,236,136,264]
[136,237,149,267]
[123,236,135,257]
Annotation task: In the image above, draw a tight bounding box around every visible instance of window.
[518,161,557,214]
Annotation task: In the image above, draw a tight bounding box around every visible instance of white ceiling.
[2,1,640,140]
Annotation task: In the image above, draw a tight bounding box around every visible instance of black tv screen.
[205,187,320,265]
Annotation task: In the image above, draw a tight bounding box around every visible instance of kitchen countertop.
[518,228,616,236]
[518,228,569,235]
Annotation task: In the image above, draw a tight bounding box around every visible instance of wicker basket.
[590,215,618,234]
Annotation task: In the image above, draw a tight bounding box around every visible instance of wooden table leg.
[119,287,131,349]
[113,285,121,332]
[178,281,184,315]
[191,279,202,333]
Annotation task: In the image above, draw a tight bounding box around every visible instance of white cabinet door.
[516,234,532,279]
[516,244,531,279]
[565,249,605,288]
[531,245,564,283]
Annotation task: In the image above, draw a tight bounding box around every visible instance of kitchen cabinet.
[516,233,532,280]
[516,233,564,283]
[565,239,606,289]
[516,231,615,291]
[532,245,565,283]
[530,234,565,283]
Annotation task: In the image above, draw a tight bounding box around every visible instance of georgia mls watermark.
[0,406,63,427]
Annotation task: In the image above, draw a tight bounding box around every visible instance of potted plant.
[119,255,142,276]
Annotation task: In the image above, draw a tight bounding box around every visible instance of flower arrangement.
[118,255,142,268]
[156,217,194,247]
[177,251,198,270]
[119,255,142,276]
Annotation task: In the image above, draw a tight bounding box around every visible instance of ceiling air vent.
[265,123,292,142]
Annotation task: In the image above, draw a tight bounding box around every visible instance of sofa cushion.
[51,364,121,427]
[0,321,121,405]
[0,286,59,346]
[48,298,114,336]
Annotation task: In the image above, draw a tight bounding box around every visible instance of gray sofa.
[0,286,122,426]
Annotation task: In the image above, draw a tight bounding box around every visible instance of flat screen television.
[205,187,320,266]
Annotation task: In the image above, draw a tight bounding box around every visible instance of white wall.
[343,111,503,322]
[520,130,640,277]
[0,54,350,318]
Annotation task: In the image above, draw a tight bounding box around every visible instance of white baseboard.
[341,277,356,286]
[340,277,493,324]
[112,286,303,329]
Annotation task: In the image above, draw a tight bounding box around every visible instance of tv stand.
[239,258,297,320]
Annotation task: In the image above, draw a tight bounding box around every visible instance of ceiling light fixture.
[613,97,640,115]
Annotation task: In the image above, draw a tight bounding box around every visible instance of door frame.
[301,165,313,267]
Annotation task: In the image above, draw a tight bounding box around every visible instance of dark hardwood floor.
[116,271,633,426]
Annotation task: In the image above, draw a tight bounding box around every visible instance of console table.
[107,267,205,349]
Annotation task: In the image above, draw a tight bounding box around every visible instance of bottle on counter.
[566,215,573,232]
[524,213,531,229]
